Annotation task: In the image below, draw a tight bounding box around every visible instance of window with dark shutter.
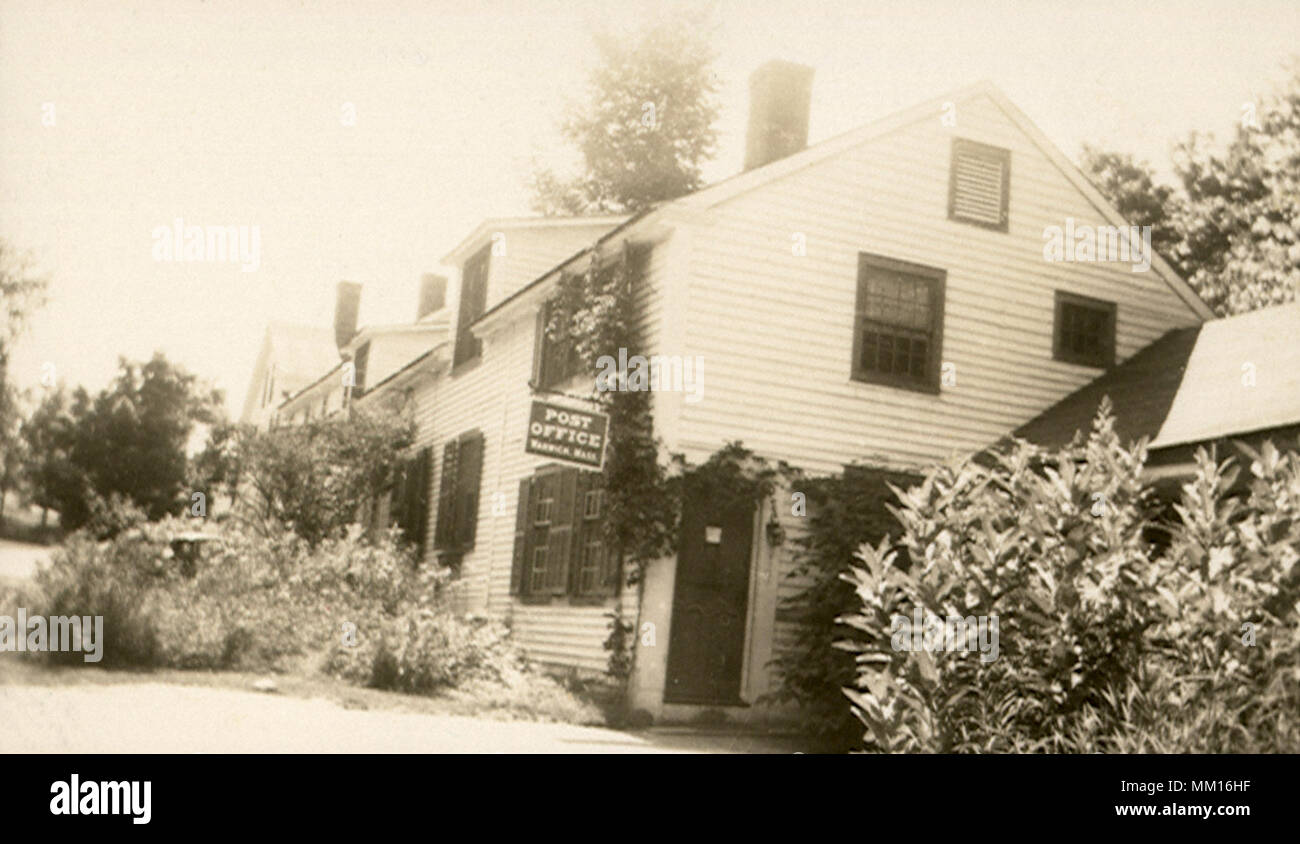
[948,138,1010,231]
[1053,291,1116,368]
[511,466,613,600]
[453,246,490,369]
[535,295,584,390]
[851,253,946,393]
[434,432,482,556]
[573,477,616,597]
[392,447,432,559]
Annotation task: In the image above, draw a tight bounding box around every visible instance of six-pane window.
[1053,291,1116,368]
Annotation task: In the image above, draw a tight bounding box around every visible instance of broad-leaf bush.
[28,518,595,719]
[840,403,1300,752]
[31,519,516,685]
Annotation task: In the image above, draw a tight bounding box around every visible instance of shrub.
[32,519,444,672]
[37,531,163,667]
[330,609,521,694]
[839,404,1300,752]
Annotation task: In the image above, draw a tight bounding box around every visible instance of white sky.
[2,0,1297,415]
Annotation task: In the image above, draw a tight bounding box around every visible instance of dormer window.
[352,341,370,394]
[453,245,490,369]
[948,138,1010,231]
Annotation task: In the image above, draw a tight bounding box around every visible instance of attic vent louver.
[948,138,1010,231]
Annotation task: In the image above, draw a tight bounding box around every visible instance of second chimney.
[743,60,815,172]
[416,273,447,321]
[334,281,362,349]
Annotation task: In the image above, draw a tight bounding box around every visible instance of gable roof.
[680,80,1212,321]
[240,322,340,423]
[473,81,1214,334]
[441,214,629,265]
[265,322,339,377]
[1016,302,1300,451]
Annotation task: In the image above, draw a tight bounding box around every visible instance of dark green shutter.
[456,431,484,548]
[545,468,579,595]
[569,469,593,594]
[510,477,532,595]
[413,447,432,560]
[434,440,459,549]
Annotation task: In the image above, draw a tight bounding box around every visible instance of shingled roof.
[1015,302,1300,452]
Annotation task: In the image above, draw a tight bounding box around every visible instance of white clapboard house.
[261,61,1300,722]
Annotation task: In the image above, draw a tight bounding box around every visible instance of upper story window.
[948,138,1011,231]
[535,292,584,390]
[453,245,490,369]
[851,253,946,393]
[1053,290,1116,368]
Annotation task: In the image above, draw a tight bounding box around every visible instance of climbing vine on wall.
[547,241,802,683]
[548,241,676,581]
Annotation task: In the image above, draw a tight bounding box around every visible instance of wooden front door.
[664,485,755,705]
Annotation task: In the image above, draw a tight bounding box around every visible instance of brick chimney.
[334,281,361,349]
[743,60,815,172]
[416,273,447,320]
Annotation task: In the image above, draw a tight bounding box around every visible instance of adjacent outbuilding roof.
[1016,301,1300,451]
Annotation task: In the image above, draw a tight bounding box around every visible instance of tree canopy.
[529,9,721,214]
[1080,61,1300,316]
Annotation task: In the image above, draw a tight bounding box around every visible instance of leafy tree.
[65,354,222,527]
[19,354,222,531]
[1079,60,1300,315]
[529,9,721,214]
[19,385,80,527]
[0,239,49,521]
[1077,145,1187,267]
[236,408,414,547]
[1169,68,1300,315]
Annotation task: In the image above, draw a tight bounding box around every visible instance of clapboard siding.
[409,229,666,670]
[675,93,1201,474]
[645,92,1206,713]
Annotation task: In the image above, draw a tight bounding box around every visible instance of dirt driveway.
[0,677,807,753]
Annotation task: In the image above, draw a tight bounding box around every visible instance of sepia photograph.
[1,0,1297,825]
